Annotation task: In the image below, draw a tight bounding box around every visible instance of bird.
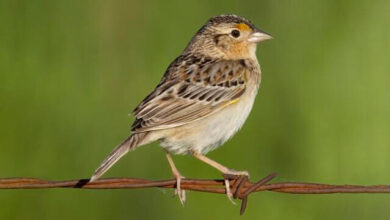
[90,14,272,204]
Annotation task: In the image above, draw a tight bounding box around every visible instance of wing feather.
[131,56,250,133]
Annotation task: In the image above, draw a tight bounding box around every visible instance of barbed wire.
[2,173,390,215]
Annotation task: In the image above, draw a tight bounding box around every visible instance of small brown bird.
[90,14,272,204]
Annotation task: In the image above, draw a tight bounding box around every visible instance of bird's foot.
[224,169,250,177]
[222,169,250,204]
[173,174,186,206]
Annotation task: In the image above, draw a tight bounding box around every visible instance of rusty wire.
[2,174,390,215]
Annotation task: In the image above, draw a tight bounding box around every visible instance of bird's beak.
[248,30,273,43]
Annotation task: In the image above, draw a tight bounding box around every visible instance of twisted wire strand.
[2,174,390,215]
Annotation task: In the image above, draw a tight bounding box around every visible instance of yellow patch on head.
[235,23,251,31]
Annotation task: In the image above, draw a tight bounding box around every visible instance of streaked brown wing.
[131,55,248,133]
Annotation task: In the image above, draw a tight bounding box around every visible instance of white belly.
[158,85,259,155]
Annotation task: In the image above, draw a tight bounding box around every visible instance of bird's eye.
[231,30,240,38]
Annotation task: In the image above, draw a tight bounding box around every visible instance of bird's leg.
[164,150,186,205]
[192,151,249,204]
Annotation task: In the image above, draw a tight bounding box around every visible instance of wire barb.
[2,174,390,215]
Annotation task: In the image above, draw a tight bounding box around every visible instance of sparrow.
[90,14,272,204]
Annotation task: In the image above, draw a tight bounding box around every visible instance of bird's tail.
[90,133,147,182]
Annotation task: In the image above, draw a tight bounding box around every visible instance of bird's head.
[185,14,272,60]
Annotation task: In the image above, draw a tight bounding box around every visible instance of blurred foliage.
[0,0,390,219]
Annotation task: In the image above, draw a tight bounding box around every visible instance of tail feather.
[90,133,146,182]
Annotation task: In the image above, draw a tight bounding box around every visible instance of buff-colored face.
[185,15,272,60]
[191,21,272,60]
[214,23,261,59]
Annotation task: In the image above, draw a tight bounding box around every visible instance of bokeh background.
[1,0,390,219]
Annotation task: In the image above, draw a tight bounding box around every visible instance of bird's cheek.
[218,41,229,50]
[230,42,248,58]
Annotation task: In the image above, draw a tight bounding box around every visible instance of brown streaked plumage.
[90,14,272,205]
[132,57,249,133]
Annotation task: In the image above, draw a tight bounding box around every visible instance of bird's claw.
[222,169,250,204]
[174,175,186,205]
[224,178,236,205]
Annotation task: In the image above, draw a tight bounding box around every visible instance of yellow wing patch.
[235,23,251,31]
[220,98,240,108]
[228,98,240,105]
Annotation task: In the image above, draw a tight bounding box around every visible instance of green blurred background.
[1,0,390,219]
